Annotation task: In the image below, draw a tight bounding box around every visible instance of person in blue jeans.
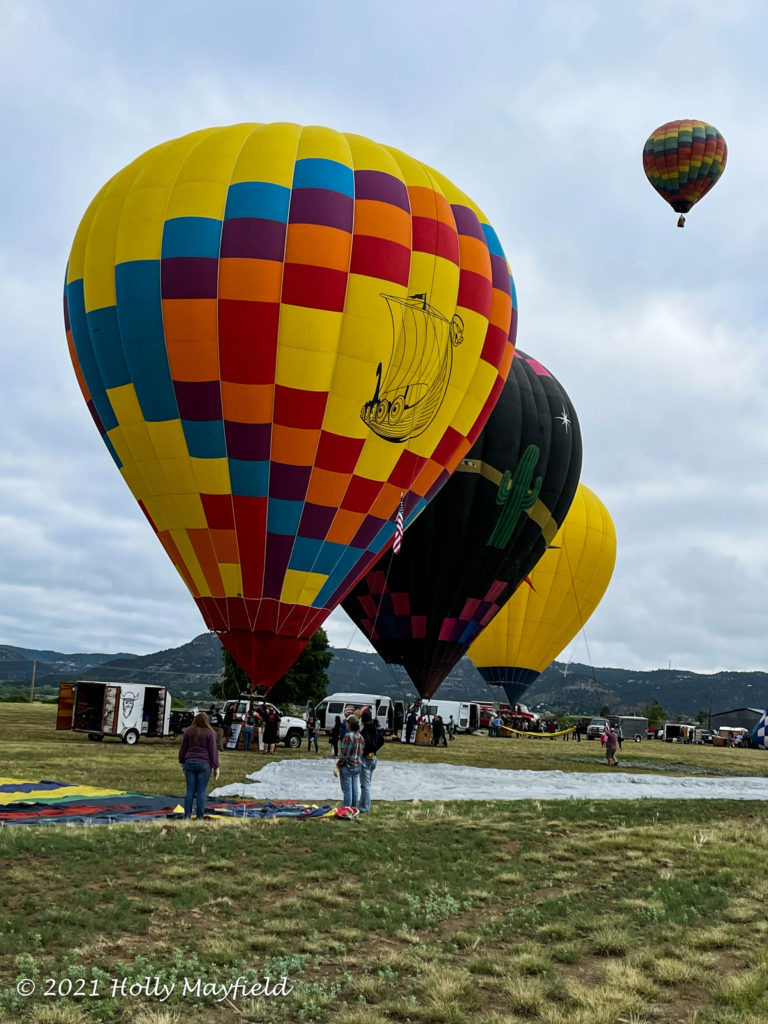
[178,713,220,819]
[359,709,380,813]
[242,708,257,751]
[336,714,363,809]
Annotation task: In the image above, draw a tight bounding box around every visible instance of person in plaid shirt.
[336,715,364,808]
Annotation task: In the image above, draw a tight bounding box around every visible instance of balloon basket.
[414,722,433,746]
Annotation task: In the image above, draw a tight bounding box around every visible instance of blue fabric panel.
[224,181,291,222]
[182,419,227,459]
[65,280,118,433]
[292,158,355,196]
[228,458,269,498]
[85,305,131,390]
[267,498,303,536]
[114,261,178,422]
[162,217,222,259]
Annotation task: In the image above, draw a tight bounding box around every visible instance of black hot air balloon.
[341,349,582,698]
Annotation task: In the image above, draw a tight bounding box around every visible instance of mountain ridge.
[1,634,766,717]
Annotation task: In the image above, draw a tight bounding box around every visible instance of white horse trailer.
[57,681,172,746]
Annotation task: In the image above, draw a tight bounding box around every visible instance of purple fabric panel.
[298,503,337,540]
[220,219,286,261]
[174,380,222,421]
[490,253,509,292]
[450,204,486,242]
[161,257,219,299]
[353,170,410,211]
[263,533,293,599]
[224,421,271,461]
[270,462,312,501]
[351,514,386,550]
[289,189,354,231]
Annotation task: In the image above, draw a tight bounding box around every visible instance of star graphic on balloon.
[556,406,571,432]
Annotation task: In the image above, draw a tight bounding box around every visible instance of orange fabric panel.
[221,382,274,424]
[408,186,454,225]
[284,224,351,271]
[410,458,444,497]
[327,508,365,545]
[457,235,491,277]
[306,467,351,507]
[353,200,411,247]
[188,529,225,594]
[271,424,321,467]
[370,481,403,519]
[210,529,240,564]
[218,258,283,303]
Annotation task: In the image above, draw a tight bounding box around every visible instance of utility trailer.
[56,681,172,746]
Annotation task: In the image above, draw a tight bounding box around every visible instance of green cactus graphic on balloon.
[487,445,542,550]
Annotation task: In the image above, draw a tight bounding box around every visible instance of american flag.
[393,494,405,554]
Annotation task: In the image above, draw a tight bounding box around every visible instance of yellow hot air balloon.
[468,483,616,704]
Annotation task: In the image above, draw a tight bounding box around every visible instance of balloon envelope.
[468,483,616,704]
[643,119,727,218]
[64,123,516,689]
[342,349,582,698]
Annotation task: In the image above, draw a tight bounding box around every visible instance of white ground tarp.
[210,758,768,802]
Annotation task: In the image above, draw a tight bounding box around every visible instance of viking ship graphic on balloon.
[362,293,464,443]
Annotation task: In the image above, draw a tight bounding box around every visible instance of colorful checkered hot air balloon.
[643,119,727,227]
[64,123,516,691]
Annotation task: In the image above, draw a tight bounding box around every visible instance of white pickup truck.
[222,699,306,749]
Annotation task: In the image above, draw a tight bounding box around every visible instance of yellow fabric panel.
[170,529,211,596]
[295,124,353,165]
[0,779,125,805]
[146,419,189,460]
[67,179,110,285]
[191,457,232,495]
[280,569,328,607]
[108,422,153,467]
[275,306,345,391]
[113,133,209,265]
[140,457,197,498]
[165,125,252,220]
[219,563,243,596]
[345,132,404,174]
[119,463,153,508]
[229,122,301,187]
[141,494,170,532]
[468,485,617,674]
[147,492,207,531]
[107,383,147,426]
[80,170,145,310]
[427,166,487,223]
[353,436,401,480]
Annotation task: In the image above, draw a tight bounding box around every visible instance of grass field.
[2,703,768,1024]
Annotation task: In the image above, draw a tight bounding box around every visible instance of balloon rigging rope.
[562,535,599,688]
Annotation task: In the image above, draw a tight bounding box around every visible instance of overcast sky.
[1,0,766,673]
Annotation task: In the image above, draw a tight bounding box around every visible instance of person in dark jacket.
[359,709,381,813]
[330,715,342,757]
[405,710,417,744]
[179,713,220,819]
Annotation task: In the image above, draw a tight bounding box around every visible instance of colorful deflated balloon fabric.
[468,483,616,705]
[64,123,516,690]
[341,349,582,699]
[642,119,727,226]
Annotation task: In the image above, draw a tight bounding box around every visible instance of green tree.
[599,705,612,717]
[211,629,334,708]
[642,699,667,730]
[211,651,250,702]
[270,629,333,708]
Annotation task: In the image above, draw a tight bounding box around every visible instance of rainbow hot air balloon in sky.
[643,119,727,227]
[468,483,616,705]
[342,349,582,699]
[64,123,516,690]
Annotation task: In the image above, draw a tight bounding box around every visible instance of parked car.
[698,729,717,744]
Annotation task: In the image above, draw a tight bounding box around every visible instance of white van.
[57,681,171,745]
[314,692,405,734]
[411,699,480,734]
